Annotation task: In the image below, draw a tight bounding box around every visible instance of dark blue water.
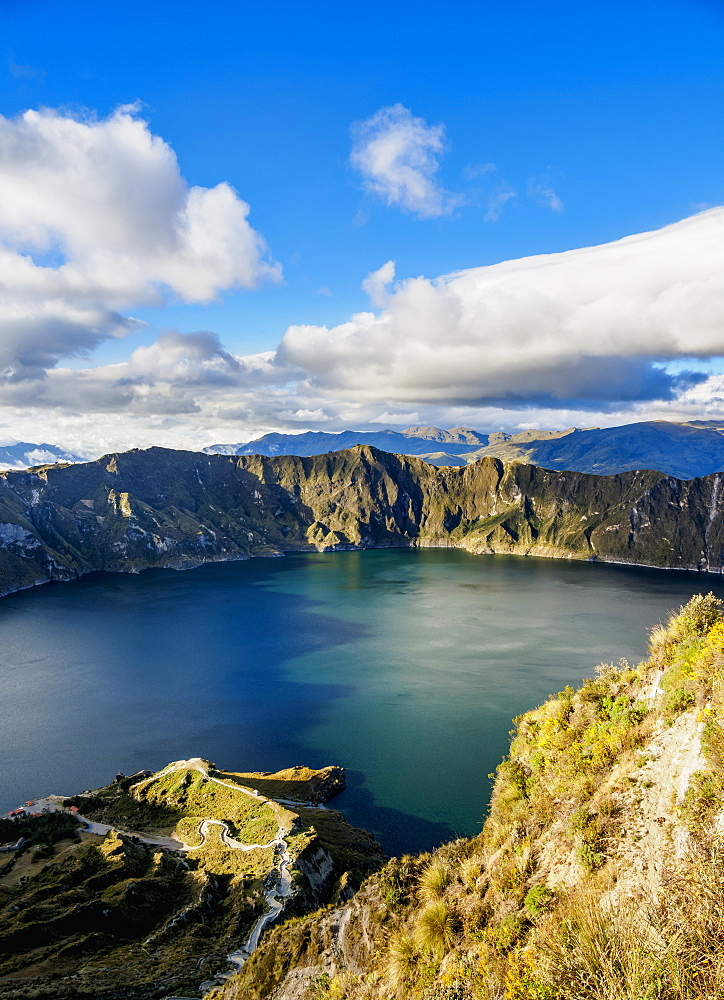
[1,549,721,854]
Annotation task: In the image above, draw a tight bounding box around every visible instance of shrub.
[415,900,457,961]
[379,855,418,909]
[675,593,723,638]
[576,842,606,872]
[490,912,528,952]
[523,884,555,918]
[419,859,453,902]
[680,770,724,837]
[664,686,695,716]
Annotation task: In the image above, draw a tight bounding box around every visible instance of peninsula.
[0,759,383,998]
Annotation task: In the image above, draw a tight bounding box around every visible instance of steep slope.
[212,594,724,1000]
[2,445,724,597]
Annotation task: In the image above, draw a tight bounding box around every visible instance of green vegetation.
[0,761,383,999]
[214,593,724,1000]
[0,810,79,852]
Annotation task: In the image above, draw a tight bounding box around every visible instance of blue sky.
[0,0,723,453]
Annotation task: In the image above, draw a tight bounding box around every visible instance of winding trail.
[17,757,309,986]
[132,758,297,976]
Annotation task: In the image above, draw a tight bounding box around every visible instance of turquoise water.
[1,549,722,854]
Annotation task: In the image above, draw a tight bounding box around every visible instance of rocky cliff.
[0,446,724,593]
[1,445,724,597]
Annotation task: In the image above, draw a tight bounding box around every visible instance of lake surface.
[2,549,723,855]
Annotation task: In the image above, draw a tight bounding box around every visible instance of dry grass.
[415,899,457,961]
[384,929,417,995]
[418,858,453,902]
[531,891,664,1000]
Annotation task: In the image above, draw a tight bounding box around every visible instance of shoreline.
[0,536,720,603]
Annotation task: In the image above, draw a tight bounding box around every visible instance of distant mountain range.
[5,419,724,481]
[0,442,82,471]
[204,426,488,463]
[205,420,724,480]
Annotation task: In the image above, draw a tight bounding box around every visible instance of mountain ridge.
[1,444,724,599]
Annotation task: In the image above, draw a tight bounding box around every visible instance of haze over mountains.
[206,419,724,480]
[0,443,82,471]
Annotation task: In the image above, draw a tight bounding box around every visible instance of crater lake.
[2,548,722,854]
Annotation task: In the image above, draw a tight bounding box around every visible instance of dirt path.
[132,758,296,977]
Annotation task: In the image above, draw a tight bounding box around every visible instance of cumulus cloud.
[278,208,724,408]
[0,106,280,381]
[362,260,396,308]
[350,104,460,218]
[0,333,289,418]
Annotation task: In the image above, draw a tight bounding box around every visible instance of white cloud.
[484,184,517,223]
[1,207,724,456]
[461,162,517,222]
[350,104,460,218]
[462,162,497,180]
[278,209,724,408]
[0,106,280,381]
[369,411,421,425]
[528,176,564,212]
[275,408,333,422]
[362,260,396,308]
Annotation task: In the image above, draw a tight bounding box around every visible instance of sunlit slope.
[0,760,382,999]
[214,594,724,1000]
[2,445,724,595]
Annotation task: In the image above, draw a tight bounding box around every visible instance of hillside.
[0,760,382,999]
[472,420,724,480]
[211,593,724,1000]
[2,444,724,598]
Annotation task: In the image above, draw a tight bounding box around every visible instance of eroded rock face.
[0,444,723,597]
